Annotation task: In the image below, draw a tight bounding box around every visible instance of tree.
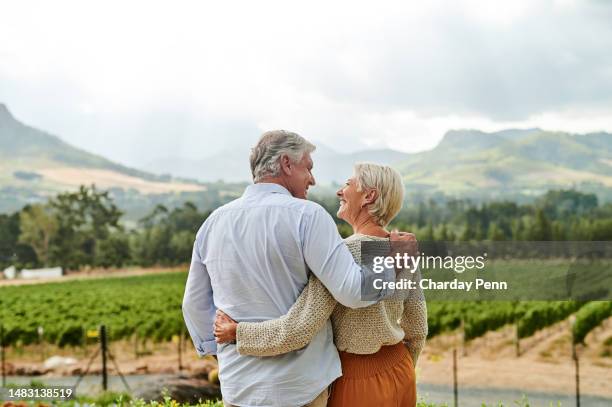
[551,221,567,241]
[0,213,20,268]
[48,185,124,269]
[527,209,553,241]
[474,221,486,241]
[487,222,506,241]
[419,222,435,241]
[169,230,195,263]
[95,231,131,267]
[18,204,58,266]
[538,190,598,219]
[416,202,427,228]
[131,201,210,265]
[589,219,612,240]
[436,224,449,241]
[511,218,526,241]
[461,221,475,241]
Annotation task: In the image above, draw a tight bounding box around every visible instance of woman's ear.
[362,189,378,207]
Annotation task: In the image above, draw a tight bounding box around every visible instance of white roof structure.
[20,267,63,279]
[3,265,17,279]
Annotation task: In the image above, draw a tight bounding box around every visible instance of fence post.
[453,348,458,407]
[82,326,87,357]
[178,326,183,372]
[515,321,520,357]
[100,325,108,391]
[574,351,580,407]
[1,324,6,388]
[134,333,138,359]
[461,317,467,357]
[38,326,45,362]
[570,315,580,407]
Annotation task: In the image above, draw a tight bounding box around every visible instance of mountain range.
[397,128,612,199]
[2,101,612,214]
[145,126,612,200]
[0,103,210,214]
[143,143,412,185]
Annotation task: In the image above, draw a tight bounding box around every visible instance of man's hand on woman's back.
[389,230,418,254]
[214,310,238,344]
[389,230,419,271]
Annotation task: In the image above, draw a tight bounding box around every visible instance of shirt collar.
[243,183,292,197]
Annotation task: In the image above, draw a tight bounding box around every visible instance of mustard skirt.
[328,342,416,407]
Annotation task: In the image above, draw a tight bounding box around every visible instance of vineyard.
[0,271,610,348]
[0,272,187,347]
[427,301,587,341]
[423,300,612,344]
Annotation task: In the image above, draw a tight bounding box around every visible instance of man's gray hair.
[250,130,316,182]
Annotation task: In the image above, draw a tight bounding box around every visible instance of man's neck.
[256,177,292,194]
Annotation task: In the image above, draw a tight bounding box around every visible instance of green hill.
[0,103,206,214]
[0,103,165,180]
[396,129,612,200]
[3,100,612,211]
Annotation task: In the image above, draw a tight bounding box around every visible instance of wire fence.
[0,320,604,406]
[0,323,191,394]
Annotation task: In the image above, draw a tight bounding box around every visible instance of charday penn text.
[371,252,508,292]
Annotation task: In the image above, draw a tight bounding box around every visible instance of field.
[0,272,188,347]
[1,270,610,348]
[1,270,611,403]
[37,167,206,194]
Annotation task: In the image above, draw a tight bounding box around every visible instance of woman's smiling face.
[336,177,366,223]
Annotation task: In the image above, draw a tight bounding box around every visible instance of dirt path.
[417,350,612,399]
[417,316,612,398]
[5,320,611,400]
[4,313,611,399]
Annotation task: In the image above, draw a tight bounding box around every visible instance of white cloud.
[0,0,611,166]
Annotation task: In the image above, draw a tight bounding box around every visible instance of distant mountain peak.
[496,127,542,137]
[437,128,544,151]
[0,103,14,122]
[437,129,502,151]
[0,103,182,187]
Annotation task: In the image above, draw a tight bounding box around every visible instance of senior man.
[182,130,412,407]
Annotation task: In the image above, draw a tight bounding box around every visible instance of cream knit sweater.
[235,234,428,364]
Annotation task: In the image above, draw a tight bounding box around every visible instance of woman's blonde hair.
[353,162,404,227]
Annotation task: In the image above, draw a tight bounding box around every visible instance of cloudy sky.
[1,0,611,168]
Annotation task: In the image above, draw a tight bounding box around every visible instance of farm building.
[20,267,64,279]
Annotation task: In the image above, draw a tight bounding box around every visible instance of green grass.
[0,382,555,407]
[2,394,549,407]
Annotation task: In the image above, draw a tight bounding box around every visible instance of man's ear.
[279,154,292,176]
[363,189,378,207]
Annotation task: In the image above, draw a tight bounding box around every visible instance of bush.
[572,301,612,344]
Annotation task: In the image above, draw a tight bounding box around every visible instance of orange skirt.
[328,342,416,407]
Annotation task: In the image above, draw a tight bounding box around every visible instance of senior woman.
[214,163,428,407]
